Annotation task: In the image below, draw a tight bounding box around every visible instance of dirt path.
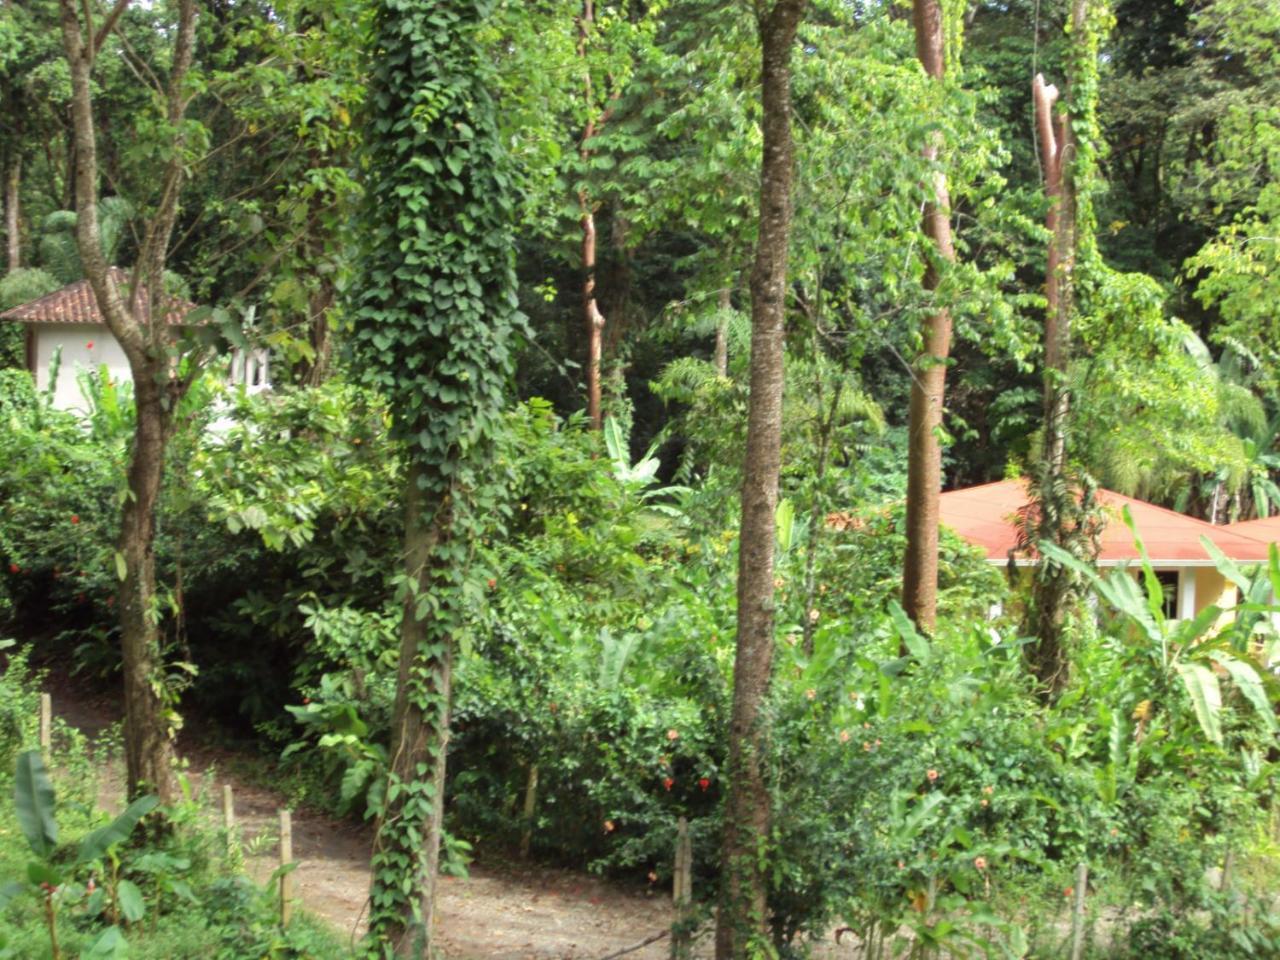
[44,679,717,959]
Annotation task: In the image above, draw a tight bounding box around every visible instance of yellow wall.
[1194,568,1238,630]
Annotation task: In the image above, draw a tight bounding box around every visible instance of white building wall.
[31,323,131,412]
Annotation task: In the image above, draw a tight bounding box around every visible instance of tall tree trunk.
[59,0,198,802]
[714,2,804,956]
[118,376,177,802]
[1024,0,1090,698]
[369,465,454,956]
[5,157,19,271]
[578,0,606,430]
[303,281,335,386]
[901,0,958,634]
[1034,73,1075,477]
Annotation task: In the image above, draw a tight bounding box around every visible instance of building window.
[1154,570,1179,620]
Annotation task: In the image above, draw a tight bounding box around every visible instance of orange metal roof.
[940,479,1273,566]
[0,267,197,326]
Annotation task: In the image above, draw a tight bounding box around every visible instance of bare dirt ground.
[43,677,725,959]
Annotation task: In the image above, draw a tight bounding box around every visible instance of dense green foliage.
[0,0,1278,955]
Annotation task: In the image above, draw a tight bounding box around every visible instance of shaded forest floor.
[42,675,727,959]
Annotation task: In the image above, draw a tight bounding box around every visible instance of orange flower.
[604,820,615,833]
[926,769,939,782]
[804,688,816,700]
[666,729,679,741]
[838,730,850,744]
[974,856,987,871]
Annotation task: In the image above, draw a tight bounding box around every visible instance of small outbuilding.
[940,479,1273,621]
[0,267,269,411]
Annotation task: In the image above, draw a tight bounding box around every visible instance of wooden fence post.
[222,784,235,854]
[38,693,51,754]
[1069,862,1088,960]
[670,817,693,960]
[279,809,295,926]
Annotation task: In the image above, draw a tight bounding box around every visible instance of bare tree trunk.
[714,3,805,956]
[59,0,198,802]
[5,157,19,271]
[901,0,958,634]
[714,285,731,377]
[370,465,455,957]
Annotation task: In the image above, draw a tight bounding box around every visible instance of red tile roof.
[940,479,1272,566]
[0,267,198,326]
[1223,515,1280,547]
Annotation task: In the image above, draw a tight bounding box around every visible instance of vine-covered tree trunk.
[578,0,606,430]
[118,378,177,801]
[355,1,518,954]
[1024,0,1094,698]
[715,2,804,956]
[59,0,197,803]
[901,0,958,634]
[369,466,453,956]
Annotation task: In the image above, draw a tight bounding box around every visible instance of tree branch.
[94,0,132,56]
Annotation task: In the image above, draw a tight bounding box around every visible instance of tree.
[1021,0,1111,696]
[58,0,200,803]
[715,1,804,956]
[351,0,518,953]
[900,0,959,633]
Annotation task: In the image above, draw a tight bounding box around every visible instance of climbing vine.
[350,0,518,953]
[1064,0,1113,283]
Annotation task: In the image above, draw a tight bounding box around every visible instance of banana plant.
[0,751,157,960]
[1039,507,1278,745]
[602,416,689,511]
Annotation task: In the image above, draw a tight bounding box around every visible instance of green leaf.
[114,551,127,582]
[14,751,57,859]
[78,926,127,959]
[1208,651,1277,733]
[116,880,146,923]
[775,498,795,555]
[1176,661,1223,744]
[0,881,25,908]
[26,861,61,887]
[76,795,159,865]
[888,600,931,664]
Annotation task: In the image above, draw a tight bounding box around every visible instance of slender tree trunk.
[714,285,731,377]
[5,157,19,271]
[578,0,606,430]
[714,3,805,956]
[369,465,455,957]
[802,375,841,655]
[118,376,177,802]
[59,0,198,802]
[901,0,958,634]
